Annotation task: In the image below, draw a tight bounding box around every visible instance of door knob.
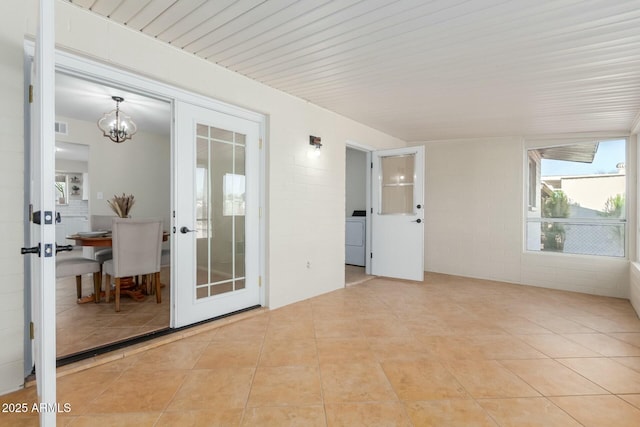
[180,226,196,234]
[21,244,40,255]
[56,244,73,254]
[416,204,422,209]
[412,219,422,224]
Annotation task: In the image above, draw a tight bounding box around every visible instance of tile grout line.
[239,310,270,425]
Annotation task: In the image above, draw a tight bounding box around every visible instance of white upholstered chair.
[56,257,101,302]
[103,218,163,312]
[90,214,114,269]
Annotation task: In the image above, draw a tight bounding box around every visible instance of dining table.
[66,231,170,247]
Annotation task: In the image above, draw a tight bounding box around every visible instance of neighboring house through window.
[526,139,626,257]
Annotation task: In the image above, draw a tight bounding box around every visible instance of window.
[223,173,246,216]
[195,167,209,239]
[528,157,538,209]
[525,139,626,257]
[55,174,68,205]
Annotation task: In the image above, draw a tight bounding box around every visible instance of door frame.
[346,140,374,276]
[23,46,267,331]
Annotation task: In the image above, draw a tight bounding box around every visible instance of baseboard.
[630,263,640,318]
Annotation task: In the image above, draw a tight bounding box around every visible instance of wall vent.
[54,121,68,135]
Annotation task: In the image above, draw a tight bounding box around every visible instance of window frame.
[524,137,628,258]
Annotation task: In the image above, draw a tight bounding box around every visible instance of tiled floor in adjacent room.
[3,272,640,426]
[56,267,171,358]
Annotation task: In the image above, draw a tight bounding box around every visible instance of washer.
[346,217,366,266]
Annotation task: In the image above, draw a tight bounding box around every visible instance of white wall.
[345,148,367,217]
[56,159,88,173]
[560,174,626,211]
[420,136,633,299]
[0,0,28,395]
[631,264,640,316]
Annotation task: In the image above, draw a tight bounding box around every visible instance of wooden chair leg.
[115,277,121,312]
[93,272,101,303]
[155,271,161,304]
[105,273,111,303]
[144,274,151,295]
[75,275,82,299]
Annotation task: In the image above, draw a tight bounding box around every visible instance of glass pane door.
[371,147,424,281]
[195,124,247,299]
[175,100,260,328]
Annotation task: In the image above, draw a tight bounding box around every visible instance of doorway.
[54,72,171,359]
[26,47,266,365]
[173,101,261,327]
[345,145,374,286]
[344,143,426,284]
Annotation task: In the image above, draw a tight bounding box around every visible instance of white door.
[173,101,260,328]
[25,1,57,425]
[371,146,425,281]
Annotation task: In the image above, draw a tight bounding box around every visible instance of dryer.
[346,217,366,266]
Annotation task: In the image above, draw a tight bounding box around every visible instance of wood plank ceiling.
[66,0,640,141]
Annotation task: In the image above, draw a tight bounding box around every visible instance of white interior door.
[173,101,260,328]
[371,146,425,281]
[26,1,57,425]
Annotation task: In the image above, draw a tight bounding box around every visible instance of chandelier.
[97,96,137,143]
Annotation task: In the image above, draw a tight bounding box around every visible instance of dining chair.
[90,214,115,270]
[103,218,163,312]
[56,257,101,303]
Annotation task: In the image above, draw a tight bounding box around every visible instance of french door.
[371,146,425,281]
[26,1,57,425]
[174,101,260,327]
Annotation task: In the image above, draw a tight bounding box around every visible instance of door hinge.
[259,207,262,219]
[258,276,262,287]
[371,162,373,169]
[28,85,33,104]
[29,204,33,222]
[30,322,34,340]
[370,252,373,259]
[259,138,263,149]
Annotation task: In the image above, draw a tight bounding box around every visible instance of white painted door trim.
[346,140,375,276]
[27,1,57,425]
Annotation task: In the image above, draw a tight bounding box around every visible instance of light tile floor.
[345,265,375,286]
[57,263,263,358]
[3,273,640,426]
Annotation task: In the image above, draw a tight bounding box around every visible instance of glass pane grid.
[195,122,247,300]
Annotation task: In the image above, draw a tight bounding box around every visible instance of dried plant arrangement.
[107,193,135,218]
